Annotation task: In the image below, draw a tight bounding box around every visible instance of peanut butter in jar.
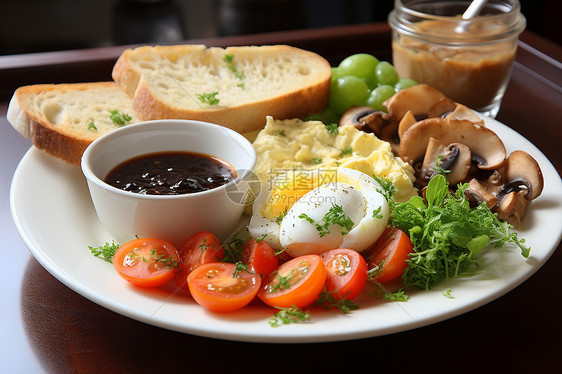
[388,0,526,118]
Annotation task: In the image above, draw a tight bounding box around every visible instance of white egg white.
[247,168,389,257]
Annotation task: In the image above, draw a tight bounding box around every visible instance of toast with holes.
[112,44,332,133]
[7,82,140,165]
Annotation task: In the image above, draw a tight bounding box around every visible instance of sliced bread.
[7,82,140,165]
[112,44,332,133]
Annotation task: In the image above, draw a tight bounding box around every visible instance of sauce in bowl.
[105,151,237,195]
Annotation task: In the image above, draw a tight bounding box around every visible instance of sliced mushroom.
[384,84,447,121]
[496,190,530,227]
[339,106,400,153]
[444,103,485,126]
[464,178,499,209]
[397,110,417,139]
[501,150,544,200]
[399,117,507,170]
[427,97,457,119]
[418,138,472,185]
[339,106,389,134]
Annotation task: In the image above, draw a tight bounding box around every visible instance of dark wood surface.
[1,23,561,374]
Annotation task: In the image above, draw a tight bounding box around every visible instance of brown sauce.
[105,151,236,195]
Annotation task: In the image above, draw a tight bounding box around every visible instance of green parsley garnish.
[88,241,120,263]
[312,157,323,165]
[372,206,383,219]
[378,174,530,291]
[269,306,310,327]
[316,290,359,314]
[87,120,97,131]
[325,123,339,136]
[299,204,355,237]
[443,288,454,298]
[340,147,353,156]
[109,110,132,126]
[196,91,220,106]
[223,54,245,80]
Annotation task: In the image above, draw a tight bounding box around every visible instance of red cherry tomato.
[113,238,179,288]
[174,231,225,291]
[321,248,368,300]
[187,262,261,312]
[258,255,326,309]
[365,227,414,283]
[242,238,279,277]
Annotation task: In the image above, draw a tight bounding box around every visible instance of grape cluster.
[309,53,417,123]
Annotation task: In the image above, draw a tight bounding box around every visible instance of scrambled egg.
[249,116,417,203]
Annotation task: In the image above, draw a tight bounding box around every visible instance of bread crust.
[112,44,332,133]
[7,82,137,165]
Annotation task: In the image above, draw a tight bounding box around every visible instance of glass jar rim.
[389,0,526,44]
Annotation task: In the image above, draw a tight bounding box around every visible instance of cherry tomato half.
[242,238,279,278]
[258,255,326,309]
[321,248,368,300]
[174,231,225,291]
[365,227,414,283]
[113,238,179,288]
[187,262,261,312]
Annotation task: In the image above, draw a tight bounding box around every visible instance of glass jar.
[388,0,526,118]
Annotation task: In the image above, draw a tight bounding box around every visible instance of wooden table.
[1,23,561,373]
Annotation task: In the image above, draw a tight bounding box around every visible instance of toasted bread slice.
[112,44,332,133]
[7,82,140,165]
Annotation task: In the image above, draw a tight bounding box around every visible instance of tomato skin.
[187,262,261,312]
[258,255,326,309]
[174,231,225,291]
[321,248,368,300]
[242,238,279,277]
[113,238,179,288]
[365,227,414,283]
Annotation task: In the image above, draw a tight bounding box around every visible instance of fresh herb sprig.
[109,110,132,126]
[89,241,120,263]
[196,91,220,106]
[269,306,310,327]
[377,174,529,290]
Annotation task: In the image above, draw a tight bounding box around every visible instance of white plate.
[10,117,562,343]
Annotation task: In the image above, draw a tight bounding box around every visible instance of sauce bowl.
[81,119,256,246]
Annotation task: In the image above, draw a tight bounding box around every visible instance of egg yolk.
[261,169,351,220]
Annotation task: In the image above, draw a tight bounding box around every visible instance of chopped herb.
[109,110,132,126]
[334,161,342,167]
[326,123,339,136]
[255,234,267,243]
[223,54,245,80]
[432,154,451,176]
[220,233,247,263]
[150,249,179,269]
[372,206,383,219]
[237,82,245,89]
[196,91,220,106]
[299,204,355,237]
[278,130,286,137]
[316,290,359,313]
[233,261,252,278]
[269,306,310,327]
[88,241,120,263]
[269,269,296,292]
[87,120,97,131]
[443,288,454,298]
[274,207,289,225]
[340,147,353,156]
[312,157,323,165]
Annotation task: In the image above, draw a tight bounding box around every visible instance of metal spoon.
[456,0,488,33]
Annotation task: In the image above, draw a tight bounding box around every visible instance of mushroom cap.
[399,117,507,170]
[444,103,485,125]
[397,110,417,139]
[339,106,388,134]
[384,84,446,121]
[502,150,544,200]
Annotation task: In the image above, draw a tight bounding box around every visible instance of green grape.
[394,78,418,92]
[338,53,379,89]
[330,75,370,115]
[331,67,344,85]
[375,61,399,86]
[365,85,396,112]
